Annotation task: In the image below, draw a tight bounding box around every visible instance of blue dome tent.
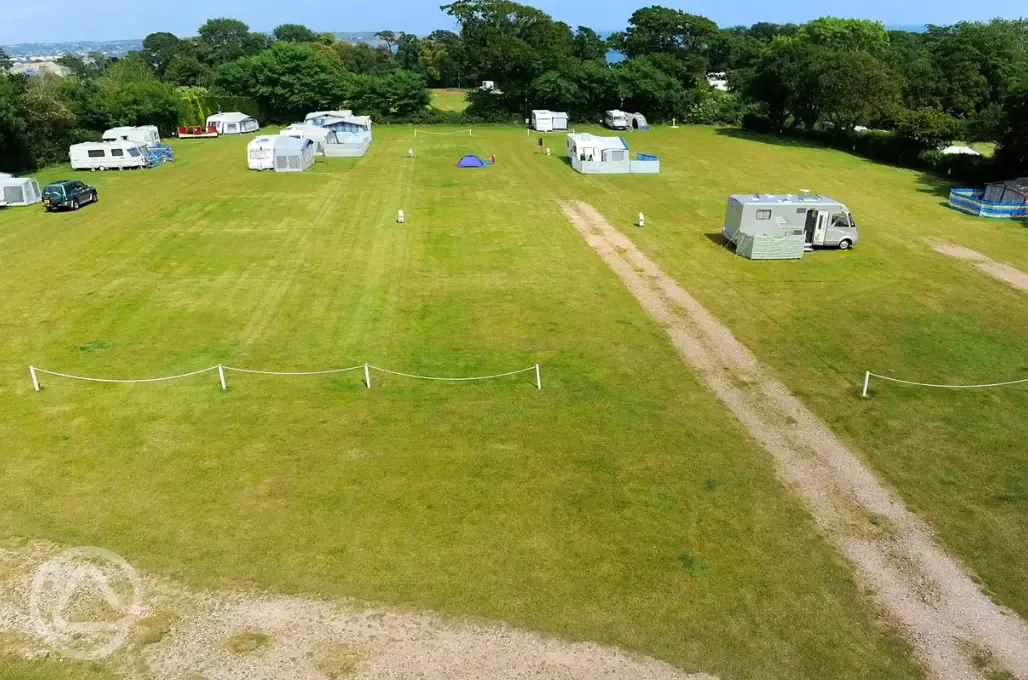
[456,154,490,168]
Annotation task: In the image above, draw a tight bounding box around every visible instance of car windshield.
[847,213,857,228]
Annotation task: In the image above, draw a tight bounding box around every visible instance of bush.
[684,89,746,125]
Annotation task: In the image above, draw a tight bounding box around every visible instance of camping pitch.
[456,154,494,168]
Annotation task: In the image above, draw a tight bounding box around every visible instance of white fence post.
[365,363,371,389]
[218,365,227,390]
[30,366,40,392]
[861,371,870,398]
[535,364,542,390]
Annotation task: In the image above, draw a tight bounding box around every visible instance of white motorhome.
[207,112,259,135]
[102,125,161,145]
[531,110,569,132]
[604,110,629,130]
[722,192,859,260]
[69,141,151,171]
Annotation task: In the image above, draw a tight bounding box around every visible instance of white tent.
[103,125,161,145]
[247,135,316,172]
[207,112,259,135]
[0,175,42,206]
[531,110,569,132]
[280,124,337,156]
[69,141,151,171]
[941,145,982,156]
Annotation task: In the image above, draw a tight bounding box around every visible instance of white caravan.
[102,125,161,145]
[207,112,260,135]
[69,141,151,171]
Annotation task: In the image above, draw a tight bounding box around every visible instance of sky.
[2,0,1026,45]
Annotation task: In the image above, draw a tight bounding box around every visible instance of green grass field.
[1,124,1025,679]
[429,88,470,111]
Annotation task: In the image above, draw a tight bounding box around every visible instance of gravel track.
[561,200,1028,680]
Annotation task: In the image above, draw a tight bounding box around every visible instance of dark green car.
[42,180,98,212]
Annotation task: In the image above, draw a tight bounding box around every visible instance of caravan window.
[127,148,140,157]
[249,149,270,160]
[111,148,124,157]
[756,209,772,220]
[87,149,105,158]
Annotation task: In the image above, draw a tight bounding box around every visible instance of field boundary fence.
[861,370,1028,397]
[29,363,542,392]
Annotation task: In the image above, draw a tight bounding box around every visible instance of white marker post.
[861,371,870,398]
[218,365,227,390]
[397,209,405,224]
[638,212,645,228]
[364,363,372,389]
[535,364,542,390]
[30,366,40,392]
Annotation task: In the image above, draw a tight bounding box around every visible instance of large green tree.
[198,18,270,66]
[273,24,319,43]
[611,6,719,81]
[217,42,350,120]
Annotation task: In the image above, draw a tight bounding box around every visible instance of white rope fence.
[29,362,542,392]
[413,129,472,137]
[861,370,1028,397]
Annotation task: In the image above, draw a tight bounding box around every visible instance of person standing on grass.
[538,137,543,153]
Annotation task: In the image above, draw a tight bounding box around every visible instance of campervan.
[722,192,859,259]
[604,110,629,130]
[69,141,152,171]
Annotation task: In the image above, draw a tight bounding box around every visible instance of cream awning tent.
[0,175,42,206]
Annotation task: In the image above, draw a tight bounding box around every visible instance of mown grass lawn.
[540,125,1028,621]
[4,123,1011,680]
[429,88,469,111]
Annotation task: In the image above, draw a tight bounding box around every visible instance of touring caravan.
[604,110,629,130]
[247,135,316,172]
[722,192,859,260]
[69,141,152,171]
[532,110,569,132]
[207,112,259,135]
[102,125,161,145]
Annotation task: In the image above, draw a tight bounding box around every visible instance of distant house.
[11,61,72,77]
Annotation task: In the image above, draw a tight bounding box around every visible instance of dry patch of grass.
[222,630,273,655]
[312,643,367,678]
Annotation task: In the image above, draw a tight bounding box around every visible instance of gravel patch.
[931,241,1028,293]
[562,200,1028,680]
[0,540,715,680]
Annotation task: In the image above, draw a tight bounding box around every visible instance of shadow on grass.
[704,232,729,247]
[713,127,827,150]
[915,171,961,200]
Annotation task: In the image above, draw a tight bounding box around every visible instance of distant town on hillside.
[2,32,389,60]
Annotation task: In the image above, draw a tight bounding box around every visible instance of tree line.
[0,1,1026,178]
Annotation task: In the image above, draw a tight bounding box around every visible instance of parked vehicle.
[604,110,629,130]
[42,180,98,212]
